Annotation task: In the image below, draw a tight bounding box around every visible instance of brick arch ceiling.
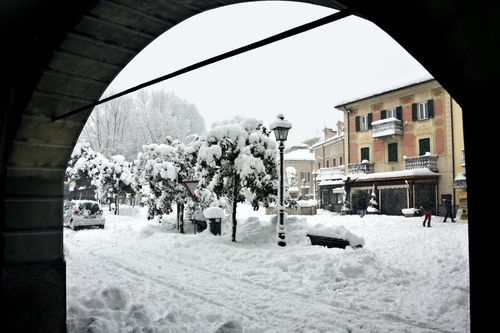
[2,0,498,180]
[1,0,498,330]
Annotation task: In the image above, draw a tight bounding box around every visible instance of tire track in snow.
[82,240,455,333]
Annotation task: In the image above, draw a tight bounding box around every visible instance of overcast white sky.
[106,1,432,147]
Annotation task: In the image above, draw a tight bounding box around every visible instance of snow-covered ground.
[64,204,470,333]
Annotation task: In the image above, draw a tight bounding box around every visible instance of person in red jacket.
[421,199,433,227]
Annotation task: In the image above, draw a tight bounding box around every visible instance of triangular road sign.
[182,180,199,199]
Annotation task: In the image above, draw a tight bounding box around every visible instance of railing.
[453,172,467,188]
[404,154,438,172]
[371,118,403,138]
[315,167,344,181]
[348,162,374,174]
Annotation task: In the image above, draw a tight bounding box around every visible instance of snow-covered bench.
[307,234,361,249]
[306,225,365,249]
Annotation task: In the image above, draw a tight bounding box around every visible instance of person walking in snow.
[421,199,433,227]
[344,177,353,207]
[252,198,259,211]
[357,191,368,218]
[443,196,455,222]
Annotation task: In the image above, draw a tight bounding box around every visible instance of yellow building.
[335,78,467,217]
[450,99,468,219]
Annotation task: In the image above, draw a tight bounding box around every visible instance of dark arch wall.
[1,0,496,331]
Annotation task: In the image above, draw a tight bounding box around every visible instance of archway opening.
[62,2,468,332]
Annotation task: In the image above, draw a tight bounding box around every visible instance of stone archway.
[2,1,497,331]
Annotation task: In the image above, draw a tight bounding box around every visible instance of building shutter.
[368,113,373,129]
[381,110,387,119]
[396,106,402,121]
[411,103,418,121]
[355,116,360,132]
[427,99,434,118]
[388,142,398,162]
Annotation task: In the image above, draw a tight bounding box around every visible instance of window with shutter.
[396,106,402,121]
[386,108,396,118]
[361,147,370,161]
[388,143,398,162]
[413,100,434,120]
[358,115,370,131]
[419,138,431,155]
[418,102,429,119]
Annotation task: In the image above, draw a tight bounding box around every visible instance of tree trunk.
[114,195,119,215]
[177,202,184,234]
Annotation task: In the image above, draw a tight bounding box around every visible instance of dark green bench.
[307,234,362,249]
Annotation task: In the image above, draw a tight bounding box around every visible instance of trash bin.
[208,217,222,235]
[203,207,224,236]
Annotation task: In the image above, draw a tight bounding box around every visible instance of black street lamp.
[270,113,292,247]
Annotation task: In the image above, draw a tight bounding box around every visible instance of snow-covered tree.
[133,143,162,218]
[196,116,278,242]
[66,142,107,200]
[368,184,379,213]
[134,136,203,229]
[99,155,135,214]
[175,134,203,232]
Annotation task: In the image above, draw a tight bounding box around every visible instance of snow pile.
[297,199,317,207]
[402,207,419,216]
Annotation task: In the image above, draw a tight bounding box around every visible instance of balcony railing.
[404,154,438,172]
[315,167,344,181]
[371,117,403,138]
[348,161,374,174]
[453,172,467,188]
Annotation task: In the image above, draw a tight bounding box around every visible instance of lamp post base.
[277,232,286,247]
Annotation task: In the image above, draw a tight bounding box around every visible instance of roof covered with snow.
[284,149,314,161]
[311,133,344,149]
[349,168,440,181]
[334,76,435,108]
